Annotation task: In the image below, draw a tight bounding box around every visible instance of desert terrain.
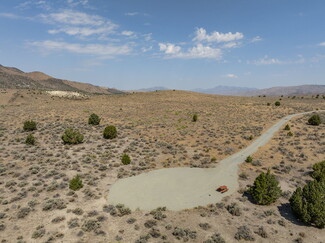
[0,89,324,242]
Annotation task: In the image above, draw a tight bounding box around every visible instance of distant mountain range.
[1,64,324,96]
[137,86,169,92]
[238,85,325,96]
[191,85,257,95]
[0,64,123,95]
[138,84,325,96]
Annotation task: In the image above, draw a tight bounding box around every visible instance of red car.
[216,185,229,193]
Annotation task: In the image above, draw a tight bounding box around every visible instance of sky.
[0,0,325,90]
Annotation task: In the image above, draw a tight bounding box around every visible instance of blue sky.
[0,0,324,90]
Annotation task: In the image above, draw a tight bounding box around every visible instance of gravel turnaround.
[107,110,324,211]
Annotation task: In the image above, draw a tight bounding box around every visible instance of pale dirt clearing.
[107,110,324,211]
[46,90,88,98]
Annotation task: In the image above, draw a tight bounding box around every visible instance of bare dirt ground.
[0,89,324,242]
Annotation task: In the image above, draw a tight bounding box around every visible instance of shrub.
[234,226,255,241]
[287,131,293,136]
[245,156,253,163]
[25,134,36,145]
[23,120,37,131]
[69,175,83,191]
[62,128,84,144]
[239,172,248,180]
[255,226,268,238]
[311,161,325,182]
[192,114,198,122]
[88,113,101,125]
[121,154,131,165]
[82,219,100,232]
[108,204,131,217]
[103,125,117,139]
[42,199,66,211]
[267,103,271,106]
[204,233,225,243]
[284,124,290,130]
[249,169,282,205]
[290,179,325,228]
[308,114,321,126]
[274,101,281,106]
[226,203,242,216]
[31,225,45,239]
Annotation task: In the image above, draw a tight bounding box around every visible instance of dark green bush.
[308,114,321,126]
[284,124,290,130]
[287,131,293,136]
[121,154,131,165]
[103,125,117,139]
[23,120,37,131]
[312,160,325,182]
[249,170,282,205]
[69,175,83,191]
[274,101,281,106]
[245,156,253,163]
[62,128,84,144]
[290,179,325,228]
[88,113,101,125]
[192,114,198,122]
[25,134,36,145]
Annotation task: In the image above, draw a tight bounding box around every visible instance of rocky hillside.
[0,64,123,94]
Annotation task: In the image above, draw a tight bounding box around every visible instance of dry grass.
[0,89,324,242]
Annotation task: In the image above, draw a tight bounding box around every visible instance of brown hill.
[26,71,53,81]
[0,64,123,95]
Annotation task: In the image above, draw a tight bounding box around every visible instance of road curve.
[107,110,324,211]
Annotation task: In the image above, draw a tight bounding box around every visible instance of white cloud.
[143,33,152,41]
[318,42,325,47]
[48,24,117,37]
[222,42,240,48]
[40,10,119,38]
[251,36,263,42]
[159,43,181,54]
[125,12,139,16]
[16,0,52,10]
[66,0,89,7]
[0,12,34,21]
[251,55,305,65]
[124,12,149,17]
[29,40,132,57]
[121,31,134,36]
[0,13,22,19]
[253,56,282,65]
[159,43,222,60]
[141,46,153,52]
[41,10,105,26]
[193,28,244,43]
[223,74,238,78]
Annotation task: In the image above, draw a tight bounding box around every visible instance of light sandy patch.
[46,90,88,98]
[107,110,325,211]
